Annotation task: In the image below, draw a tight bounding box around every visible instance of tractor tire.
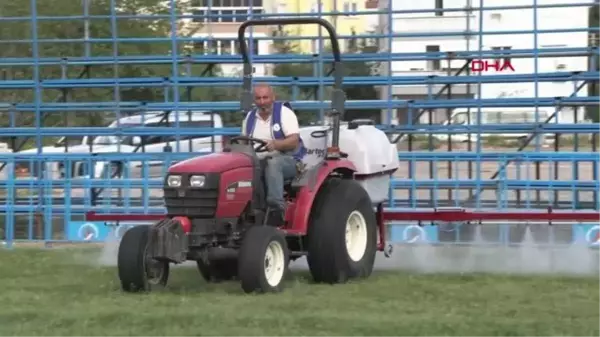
[117,225,169,292]
[238,226,289,294]
[197,258,238,283]
[306,178,377,284]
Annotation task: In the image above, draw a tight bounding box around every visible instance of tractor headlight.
[190,175,206,187]
[167,175,182,187]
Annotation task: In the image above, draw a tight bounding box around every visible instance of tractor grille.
[164,188,219,218]
[163,173,220,218]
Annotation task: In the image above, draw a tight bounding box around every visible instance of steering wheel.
[229,136,269,152]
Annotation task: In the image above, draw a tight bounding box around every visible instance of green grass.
[0,247,598,336]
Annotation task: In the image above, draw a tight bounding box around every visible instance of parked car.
[13,110,225,180]
[89,110,226,180]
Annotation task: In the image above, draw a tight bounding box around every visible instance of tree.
[339,34,381,123]
[270,28,381,125]
[0,0,235,147]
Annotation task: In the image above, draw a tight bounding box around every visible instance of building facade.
[376,0,592,126]
[183,0,377,75]
[269,0,375,54]
[185,0,274,76]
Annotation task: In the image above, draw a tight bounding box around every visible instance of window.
[501,46,511,63]
[492,46,512,63]
[165,121,217,141]
[192,0,257,6]
[121,117,219,144]
[451,112,468,124]
[346,27,357,52]
[435,0,443,16]
[195,39,239,55]
[351,1,357,12]
[346,39,356,52]
[194,40,218,54]
[55,136,91,147]
[220,39,233,55]
[232,10,246,21]
[208,10,220,22]
[276,3,287,14]
[194,41,205,54]
[221,9,233,22]
[192,9,204,22]
[234,39,259,55]
[190,0,264,22]
[124,122,165,146]
[310,1,318,12]
[207,40,217,53]
[426,45,440,70]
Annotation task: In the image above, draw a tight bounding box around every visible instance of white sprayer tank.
[298,122,400,204]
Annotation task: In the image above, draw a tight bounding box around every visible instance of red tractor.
[114,17,400,294]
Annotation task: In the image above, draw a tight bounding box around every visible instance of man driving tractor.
[241,83,307,225]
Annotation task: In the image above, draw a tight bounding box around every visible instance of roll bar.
[237,18,346,157]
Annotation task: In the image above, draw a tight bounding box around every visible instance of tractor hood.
[168,152,252,174]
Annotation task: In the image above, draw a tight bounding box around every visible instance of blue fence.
[0,0,598,248]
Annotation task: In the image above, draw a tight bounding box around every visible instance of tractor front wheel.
[117,225,169,292]
[306,178,377,284]
[238,226,289,293]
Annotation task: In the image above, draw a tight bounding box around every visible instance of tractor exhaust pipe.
[237,18,346,158]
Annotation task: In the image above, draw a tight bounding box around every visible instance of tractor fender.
[291,160,356,234]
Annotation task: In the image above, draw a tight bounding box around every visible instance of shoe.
[265,208,285,227]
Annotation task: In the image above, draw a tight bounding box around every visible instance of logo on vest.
[306,148,326,158]
[273,123,281,132]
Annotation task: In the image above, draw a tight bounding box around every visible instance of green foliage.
[0,0,385,147]
[0,0,204,105]
[0,0,241,146]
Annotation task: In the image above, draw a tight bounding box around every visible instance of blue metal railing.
[0,47,596,66]
[0,0,598,247]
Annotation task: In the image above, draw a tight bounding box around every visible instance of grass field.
[0,246,598,336]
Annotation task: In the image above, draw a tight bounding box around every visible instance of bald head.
[253,84,275,115]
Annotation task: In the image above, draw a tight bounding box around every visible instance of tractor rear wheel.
[306,178,377,284]
[238,226,289,293]
[117,225,169,292]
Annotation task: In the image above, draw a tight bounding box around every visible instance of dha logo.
[471,59,515,73]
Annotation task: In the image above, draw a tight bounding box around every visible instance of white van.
[431,107,591,144]
[13,110,224,180]
[89,110,225,179]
